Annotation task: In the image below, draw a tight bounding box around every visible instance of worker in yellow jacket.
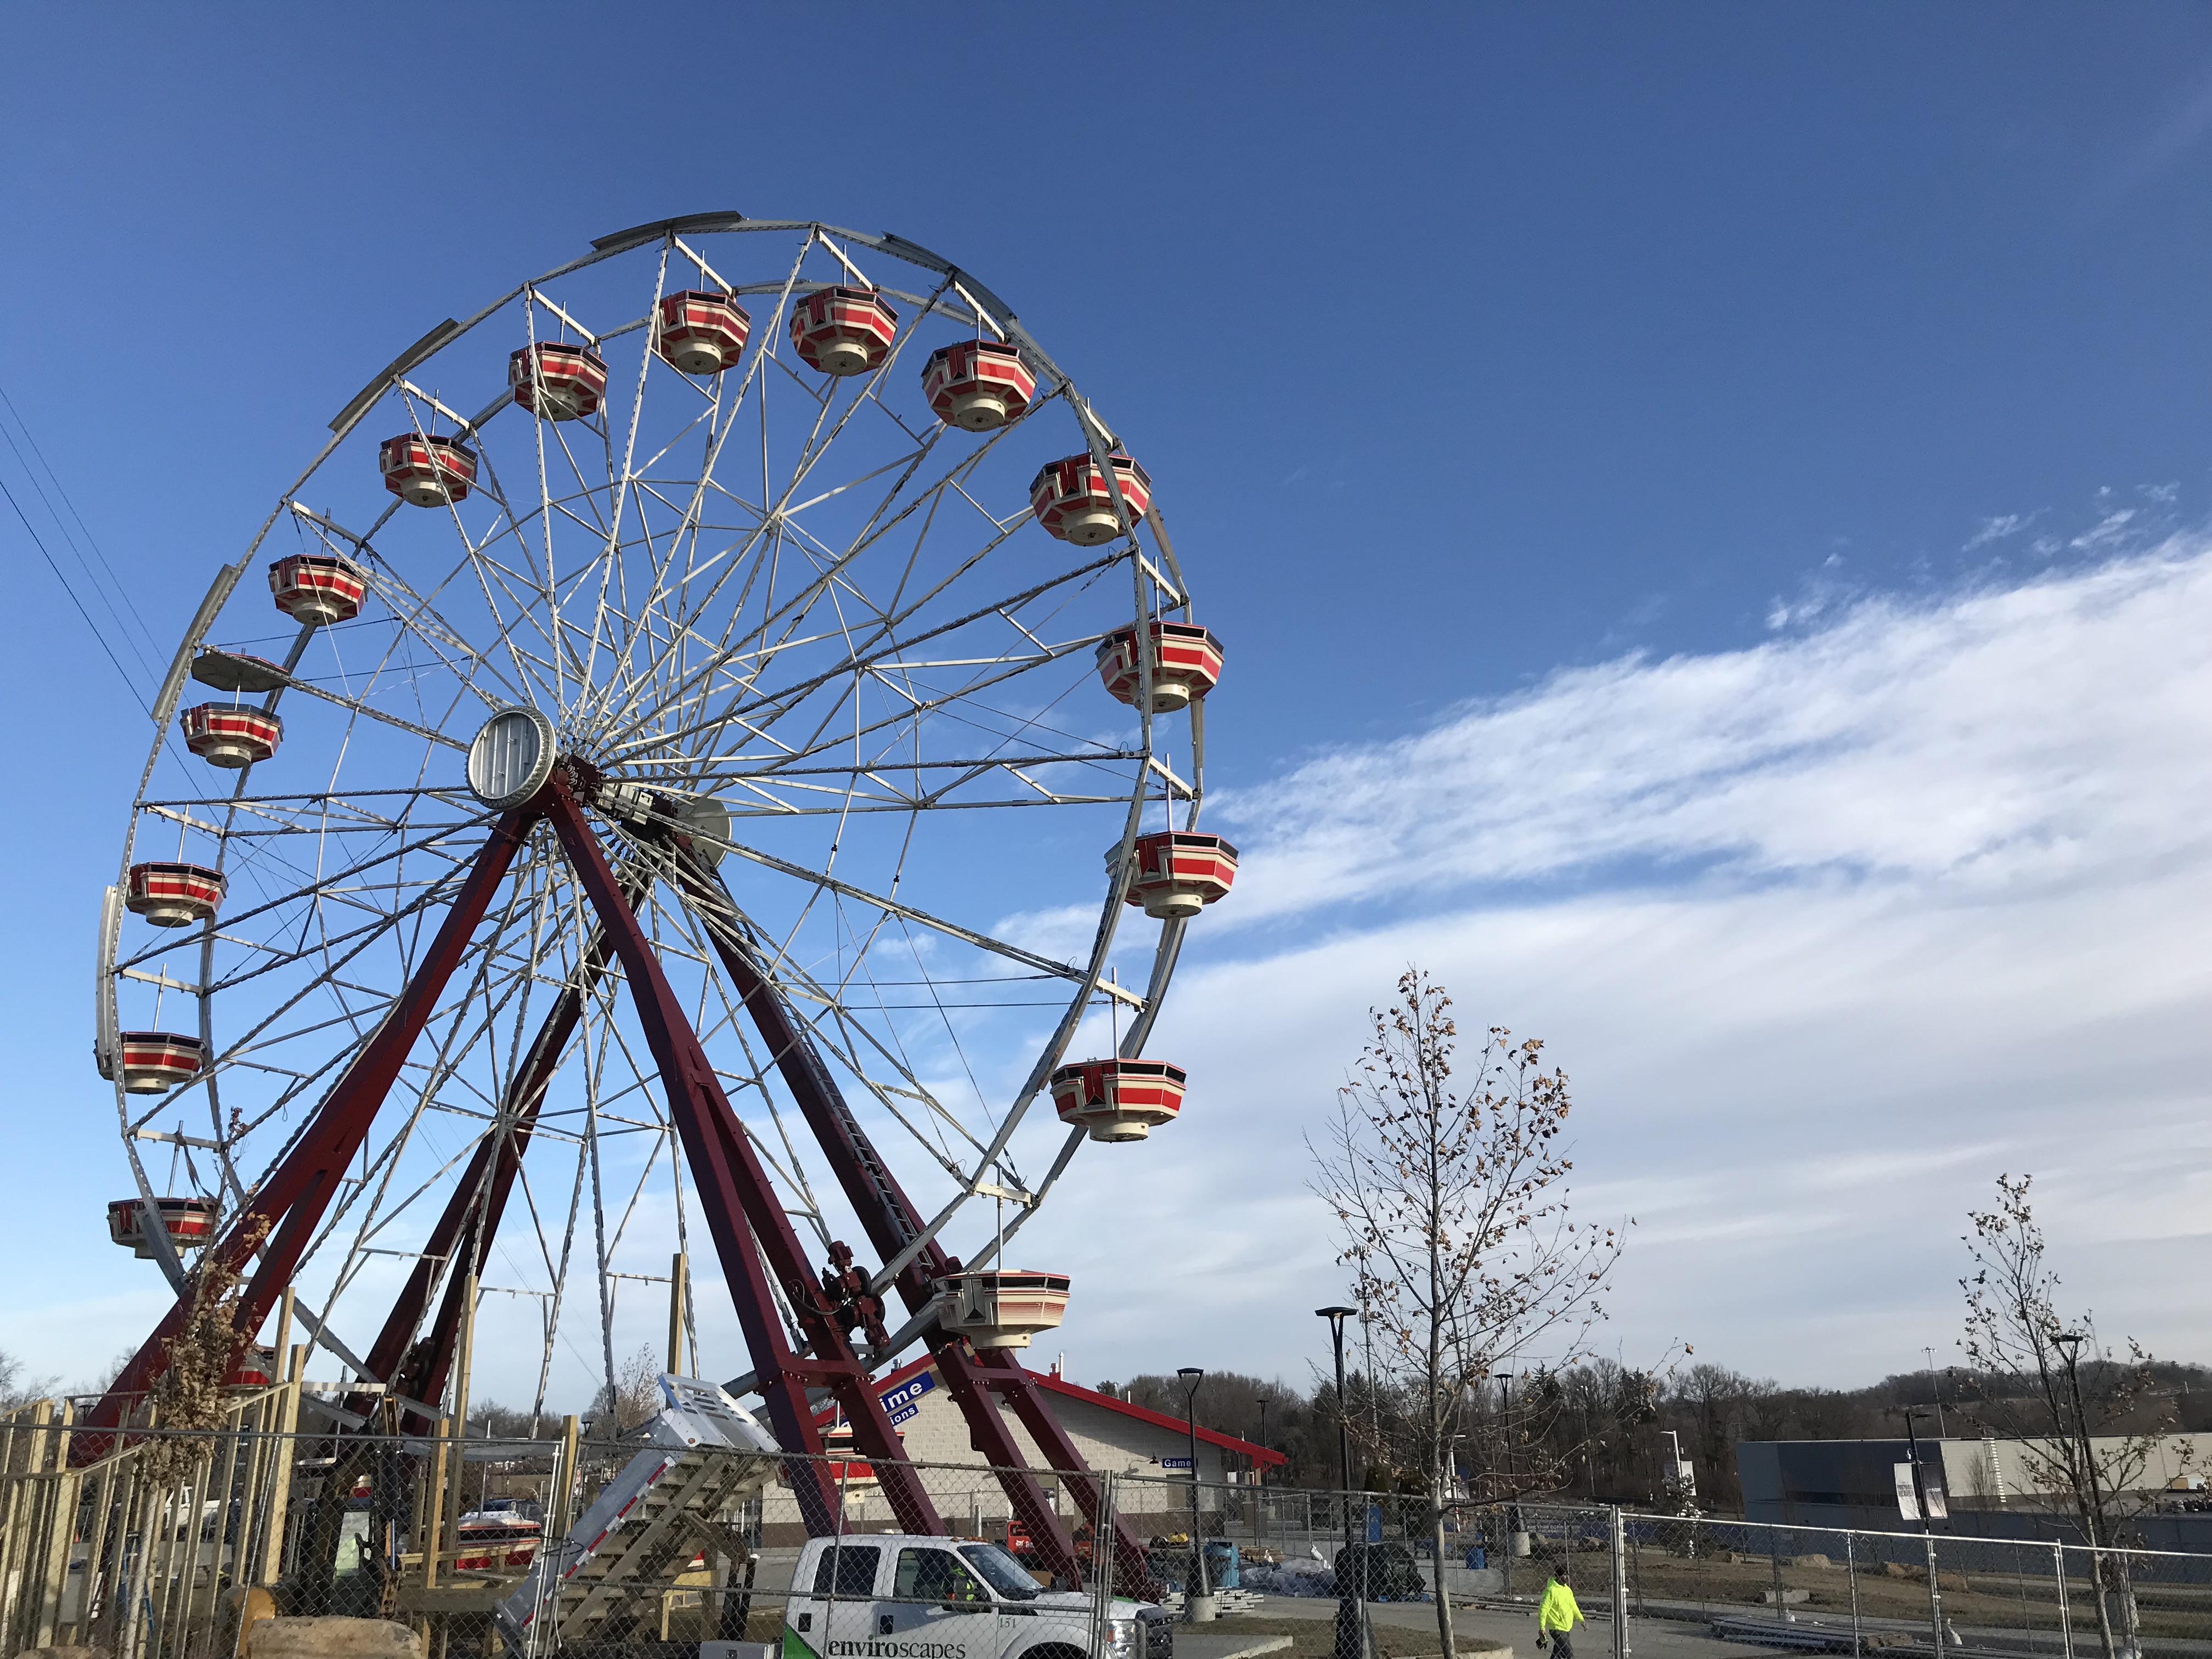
[1537,1563,1585,1659]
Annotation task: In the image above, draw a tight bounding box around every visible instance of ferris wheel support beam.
[72,809,538,1465]
[670,847,1161,1598]
[539,777,940,1539]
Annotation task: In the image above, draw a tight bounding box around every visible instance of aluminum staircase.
[498,1376,778,1655]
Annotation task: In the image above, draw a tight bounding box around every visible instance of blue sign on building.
[881,1371,935,1426]
[1161,1456,1194,1470]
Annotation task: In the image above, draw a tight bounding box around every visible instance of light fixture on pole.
[1177,1368,1212,1622]
[1317,1306,1364,1659]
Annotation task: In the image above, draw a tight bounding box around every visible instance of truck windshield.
[958,1544,1041,1601]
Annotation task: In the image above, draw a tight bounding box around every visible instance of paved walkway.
[1230,1595,1798,1659]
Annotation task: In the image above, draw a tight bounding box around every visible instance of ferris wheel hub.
[467,707,558,809]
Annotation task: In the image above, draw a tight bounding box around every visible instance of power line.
[1,471,150,713]
[0,381,165,683]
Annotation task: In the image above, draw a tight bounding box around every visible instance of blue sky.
[3,4,2207,1406]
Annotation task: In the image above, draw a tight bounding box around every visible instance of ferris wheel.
[85,212,1235,1570]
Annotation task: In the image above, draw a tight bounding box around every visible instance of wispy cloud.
[1212,539,2212,924]
[1965,511,2034,550]
[2071,507,2138,551]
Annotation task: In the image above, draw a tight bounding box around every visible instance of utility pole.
[1923,1347,1948,1437]
[1178,1368,1212,1621]
[1256,1396,1274,1550]
[1318,1307,1364,1659]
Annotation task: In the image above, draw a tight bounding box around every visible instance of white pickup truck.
[495,1376,1167,1659]
[779,1533,1173,1659]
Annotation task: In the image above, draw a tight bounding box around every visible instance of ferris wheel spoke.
[661,848,1082,1197]
[358,558,536,712]
[204,847,556,1133]
[287,856,546,1305]
[631,881,843,1247]
[604,549,1121,765]
[122,810,498,979]
[592,443,1028,755]
[658,664,1126,804]
[622,812,1142,1003]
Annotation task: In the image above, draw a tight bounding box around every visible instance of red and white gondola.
[920,340,1037,431]
[100,1031,204,1094]
[1029,453,1151,546]
[789,285,899,376]
[656,290,752,375]
[378,432,478,507]
[179,704,283,769]
[937,1269,1072,1350]
[106,1196,219,1259]
[509,342,610,421]
[1111,831,1238,919]
[268,552,368,627]
[125,861,227,927]
[1096,620,1224,713]
[1049,1057,1187,1142]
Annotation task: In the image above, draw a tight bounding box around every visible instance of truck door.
[885,1545,1000,1659]
[790,1541,883,1659]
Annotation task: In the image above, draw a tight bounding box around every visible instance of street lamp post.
[1895,1407,1948,1653]
[1318,1307,1363,1659]
[2055,1333,2123,1659]
[1924,1346,1948,1437]
[1255,1395,1274,1549]
[1177,1368,1212,1622]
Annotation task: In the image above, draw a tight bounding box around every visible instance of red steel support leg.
[672,849,1153,1593]
[542,782,939,1538]
[74,810,536,1462]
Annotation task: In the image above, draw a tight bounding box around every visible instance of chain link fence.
[6,1404,2208,1659]
[1522,1502,2212,1659]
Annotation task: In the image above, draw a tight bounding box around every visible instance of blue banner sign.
[881,1371,934,1426]
[1162,1456,1194,1470]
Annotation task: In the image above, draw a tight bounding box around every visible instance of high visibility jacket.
[1539,1580,1583,1632]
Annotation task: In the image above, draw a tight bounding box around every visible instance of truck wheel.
[1022,1643,1090,1659]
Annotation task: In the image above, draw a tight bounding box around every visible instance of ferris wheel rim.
[100,216,1208,1402]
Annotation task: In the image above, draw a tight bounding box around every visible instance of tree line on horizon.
[1096,1355,2212,1511]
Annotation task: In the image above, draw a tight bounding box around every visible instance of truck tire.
[1020,1643,1090,1659]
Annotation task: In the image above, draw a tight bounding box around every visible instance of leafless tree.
[592,1342,667,1436]
[1958,1173,2190,1659]
[1310,968,1626,1659]
[1,1350,60,1414]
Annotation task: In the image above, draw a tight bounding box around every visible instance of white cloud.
[1964,511,2032,550]
[1212,542,2212,923]
[1018,541,2212,1389]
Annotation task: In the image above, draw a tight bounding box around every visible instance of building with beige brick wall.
[759,1355,1284,1545]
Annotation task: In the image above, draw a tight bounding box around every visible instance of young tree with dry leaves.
[1310,969,1624,1659]
[1959,1173,2189,1659]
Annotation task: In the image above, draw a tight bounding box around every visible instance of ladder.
[499,1376,778,1655]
